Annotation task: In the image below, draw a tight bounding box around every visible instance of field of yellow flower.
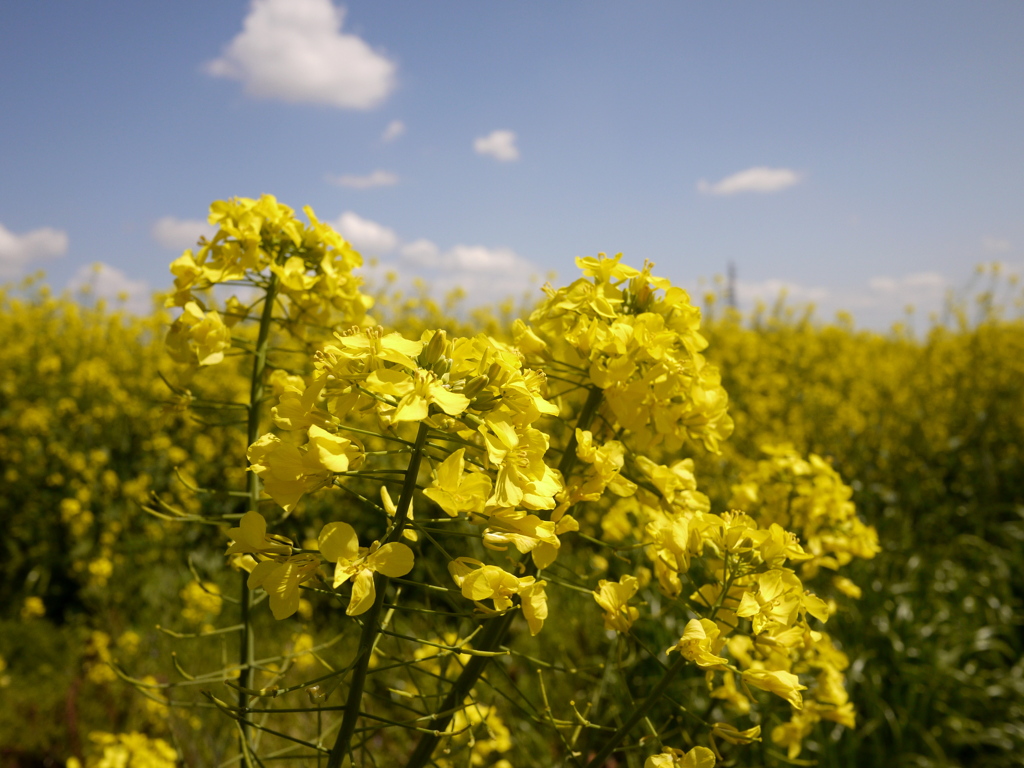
[1,198,1021,768]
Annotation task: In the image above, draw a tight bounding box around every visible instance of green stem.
[238,274,279,753]
[403,385,604,768]
[326,421,431,768]
[586,558,737,765]
[557,385,605,477]
[582,654,688,768]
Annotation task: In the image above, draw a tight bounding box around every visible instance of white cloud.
[474,130,520,162]
[381,120,405,142]
[67,263,151,315]
[736,278,831,306]
[398,240,522,273]
[327,170,399,189]
[445,245,520,272]
[400,238,442,266]
[332,211,399,255]
[206,0,397,110]
[982,236,1011,253]
[728,270,956,329]
[698,167,803,196]
[152,216,216,250]
[326,211,544,305]
[0,222,68,279]
[867,271,948,298]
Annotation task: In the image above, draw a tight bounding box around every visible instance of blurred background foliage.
[0,265,1022,767]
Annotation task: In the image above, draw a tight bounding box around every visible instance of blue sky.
[2,1,1022,327]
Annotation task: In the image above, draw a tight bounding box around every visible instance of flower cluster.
[730,443,880,581]
[165,195,370,368]
[222,253,865,765]
[517,254,734,452]
[225,510,415,620]
[237,326,574,632]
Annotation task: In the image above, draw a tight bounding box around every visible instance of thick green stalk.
[403,385,605,768]
[239,275,279,750]
[326,421,431,768]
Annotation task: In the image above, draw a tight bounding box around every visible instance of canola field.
[1,196,1022,768]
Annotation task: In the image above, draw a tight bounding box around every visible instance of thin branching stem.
[326,421,431,768]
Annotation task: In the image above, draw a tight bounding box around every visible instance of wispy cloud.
[327,170,399,189]
[474,130,519,162]
[401,240,522,272]
[67,263,151,315]
[206,0,396,110]
[399,239,440,265]
[381,120,405,142]
[332,211,399,255]
[0,222,68,279]
[866,271,948,298]
[334,212,544,305]
[736,278,831,306]
[152,216,216,250]
[698,167,803,196]
[731,270,955,329]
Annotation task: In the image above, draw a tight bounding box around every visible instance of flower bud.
[419,330,448,368]
[461,374,490,399]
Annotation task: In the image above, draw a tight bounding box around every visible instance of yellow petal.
[247,559,279,590]
[429,383,470,416]
[681,746,717,768]
[307,425,358,473]
[519,580,548,636]
[392,394,429,423]
[226,510,267,553]
[319,521,359,563]
[368,542,415,578]
[347,569,376,615]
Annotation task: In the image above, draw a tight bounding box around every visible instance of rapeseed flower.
[318,521,414,615]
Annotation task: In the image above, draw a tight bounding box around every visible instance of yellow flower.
[710,722,761,746]
[482,422,562,510]
[518,578,548,636]
[331,327,423,371]
[423,448,492,517]
[271,255,319,291]
[593,574,640,633]
[482,509,559,558]
[770,710,818,759]
[247,431,354,513]
[450,560,522,612]
[20,596,45,620]
[165,302,232,367]
[833,575,863,599]
[644,745,716,768]
[668,618,728,668]
[572,430,637,501]
[735,570,802,634]
[84,731,178,768]
[448,557,542,626]
[247,554,320,620]
[742,668,807,710]
[271,376,328,431]
[306,425,363,473]
[225,511,292,556]
[318,522,415,615]
[180,581,223,624]
[710,671,750,714]
[365,367,470,423]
